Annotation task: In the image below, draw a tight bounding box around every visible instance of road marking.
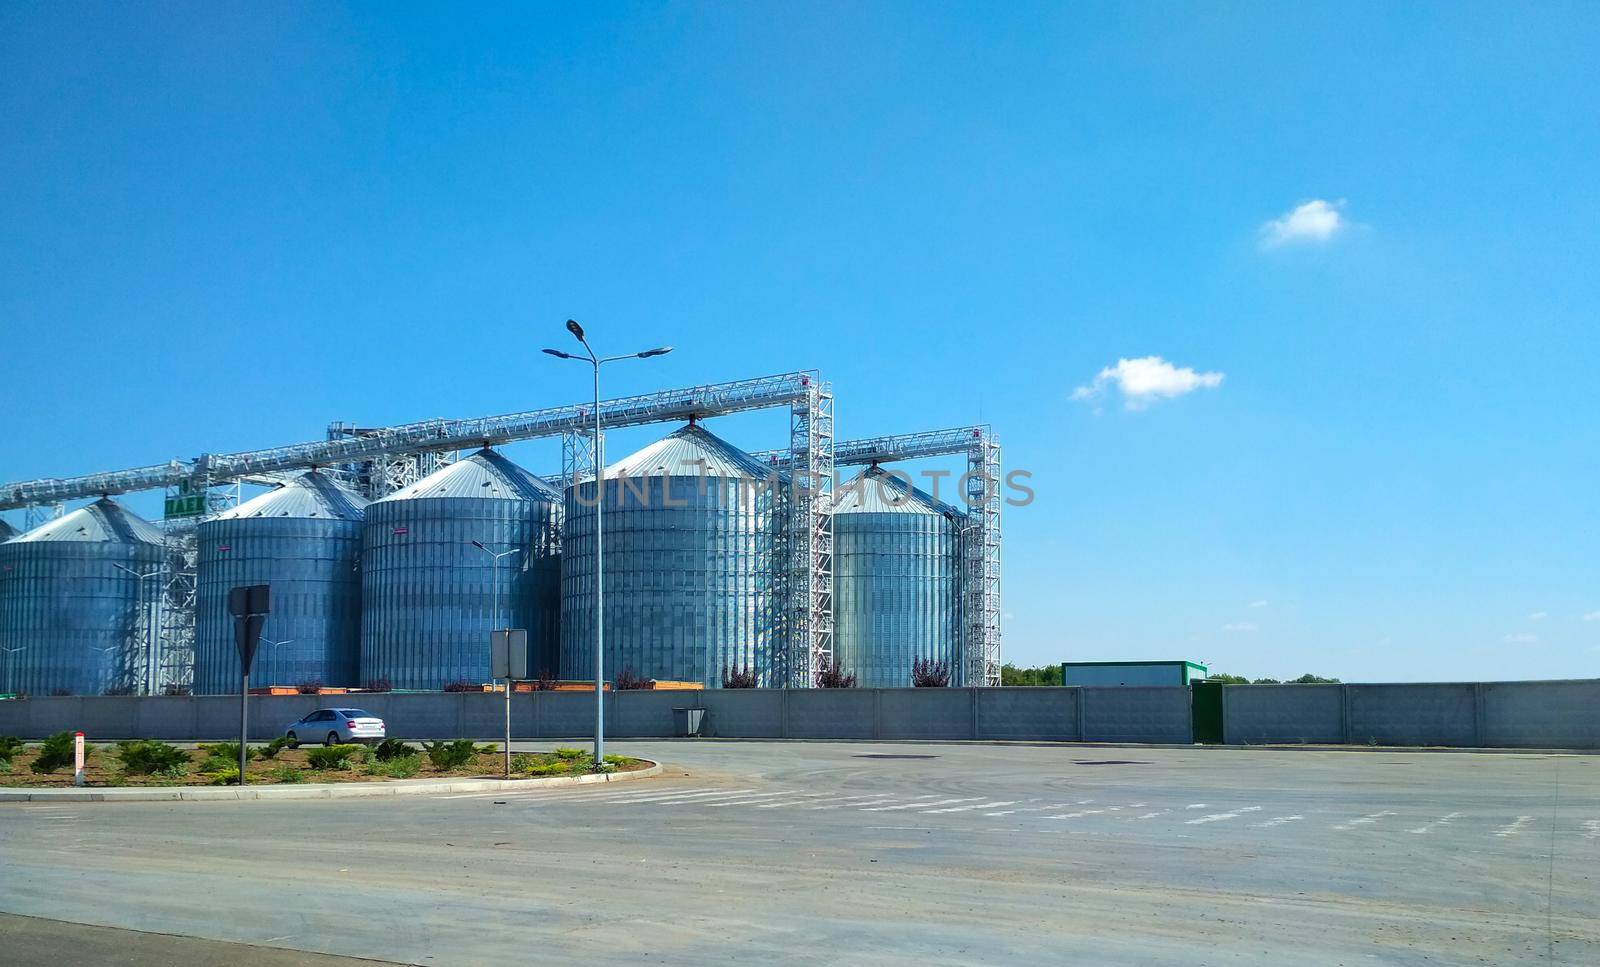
[610,789,758,805]
[986,801,1078,816]
[704,792,799,807]
[922,800,1019,814]
[756,794,883,809]
[815,795,940,811]
[1185,806,1262,825]
[862,797,980,812]
[1251,815,1303,828]
[1046,808,1107,820]
[1495,816,1535,838]
[1185,803,1208,809]
[576,786,722,802]
[1333,810,1397,831]
[1135,810,1171,820]
[1408,812,1463,834]
[1580,820,1600,841]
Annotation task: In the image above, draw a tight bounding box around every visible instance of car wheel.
[326,732,340,746]
[286,732,299,749]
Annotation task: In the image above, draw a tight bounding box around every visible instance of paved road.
[2,741,1595,965]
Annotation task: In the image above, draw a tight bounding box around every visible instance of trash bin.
[673,706,705,738]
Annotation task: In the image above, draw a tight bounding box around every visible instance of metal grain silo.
[360,449,561,689]
[192,472,368,694]
[832,466,963,687]
[0,518,17,542]
[561,423,779,688]
[0,498,166,696]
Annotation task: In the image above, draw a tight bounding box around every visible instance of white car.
[285,708,386,747]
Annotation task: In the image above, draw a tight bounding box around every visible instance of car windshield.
[339,709,375,718]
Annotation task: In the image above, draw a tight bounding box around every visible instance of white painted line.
[573,785,721,803]
[922,800,1019,814]
[1250,815,1303,828]
[990,799,1092,817]
[1580,820,1600,841]
[815,795,940,811]
[1045,808,1106,820]
[704,792,798,807]
[1408,812,1463,835]
[862,797,980,812]
[1135,810,1171,820]
[1332,810,1396,831]
[755,794,882,809]
[1185,803,1208,810]
[609,788,757,805]
[1495,816,1535,838]
[1185,806,1262,825]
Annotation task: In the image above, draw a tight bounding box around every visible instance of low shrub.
[0,736,23,763]
[295,680,323,695]
[373,738,416,762]
[306,744,365,770]
[163,683,192,696]
[518,760,571,777]
[365,755,421,779]
[198,754,235,773]
[526,670,558,691]
[474,743,499,755]
[422,739,478,770]
[208,765,241,785]
[816,660,857,689]
[363,678,392,693]
[553,747,588,761]
[911,657,951,688]
[602,754,629,767]
[116,740,190,777]
[615,666,653,690]
[267,765,307,784]
[442,680,478,693]
[256,736,293,760]
[198,742,255,762]
[30,731,79,774]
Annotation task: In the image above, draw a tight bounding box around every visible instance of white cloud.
[1221,622,1258,633]
[1248,600,1269,609]
[1528,611,1549,621]
[1071,356,1224,410]
[1583,611,1600,622]
[1259,199,1346,248]
[1502,633,1538,645]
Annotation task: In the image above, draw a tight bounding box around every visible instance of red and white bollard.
[73,731,85,787]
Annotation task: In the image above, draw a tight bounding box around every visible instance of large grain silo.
[360,449,561,689]
[832,466,963,687]
[0,498,166,696]
[192,472,368,694]
[561,423,779,688]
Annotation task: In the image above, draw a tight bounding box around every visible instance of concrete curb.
[0,760,661,803]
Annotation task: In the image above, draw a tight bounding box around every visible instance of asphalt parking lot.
[1,741,1595,965]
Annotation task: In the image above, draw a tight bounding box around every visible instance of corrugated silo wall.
[833,511,960,687]
[561,474,777,687]
[360,497,560,689]
[0,540,165,696]
[192,517,364,694]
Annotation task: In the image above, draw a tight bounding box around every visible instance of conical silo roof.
[376,448,559,502]
[0,518,16,542]
[12,497,165,544]
[214,471,369,521]
[835,466,964,516]
[607,424,775,480]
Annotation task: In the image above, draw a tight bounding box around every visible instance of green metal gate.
[1191,680,1225,744]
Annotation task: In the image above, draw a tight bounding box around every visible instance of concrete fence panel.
[784,689,876,739]
[878,688,973,740]
[1081,686,1192,744]
[1481,680,1600,749]
[1347,684,1477,747]
[699,690,783,738]
[610,690,690,738]
[1223,685,1344,745]
[976,687,1079,741]
[537,692,602,739]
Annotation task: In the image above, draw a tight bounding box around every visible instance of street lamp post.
[471,539,521,777]
[544,321,672,767]
[113,562,166,695]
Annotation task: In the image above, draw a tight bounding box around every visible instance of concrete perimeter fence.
[0,679,1592,748]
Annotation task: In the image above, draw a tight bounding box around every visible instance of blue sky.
[3,3,1598,681]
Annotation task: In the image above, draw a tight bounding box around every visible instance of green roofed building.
[1060,660,1208,687]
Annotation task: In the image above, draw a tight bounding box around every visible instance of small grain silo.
[192,471,369,694]
[0,498,166,696]
[560,423,779,688]
[360,449,561,689]
[832,466,963,687]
